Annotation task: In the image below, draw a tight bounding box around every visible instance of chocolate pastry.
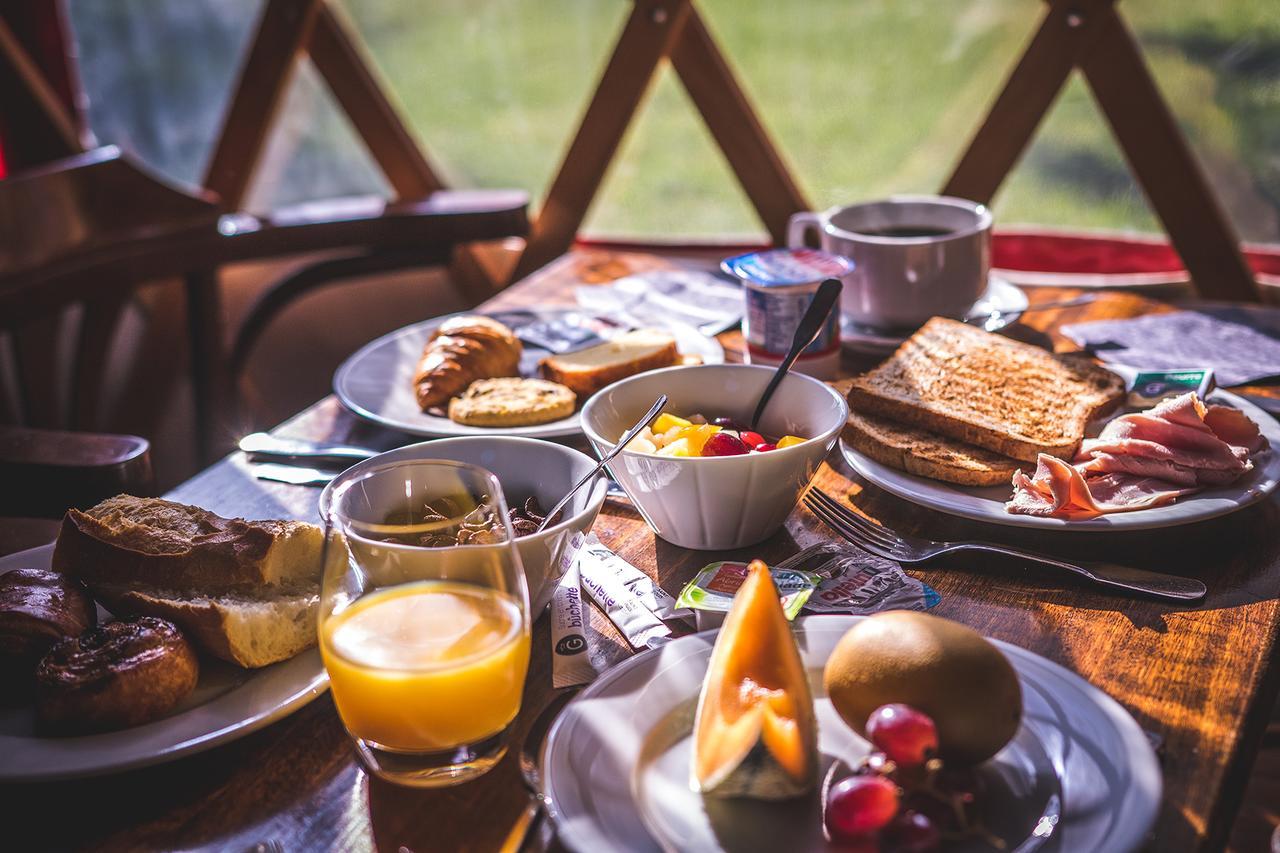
[36,617,198,733]
[0,569,96,694]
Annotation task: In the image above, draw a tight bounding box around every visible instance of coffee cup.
[787,195,992,330]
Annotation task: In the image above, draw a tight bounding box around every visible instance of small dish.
[318,436,607,610]
[580,364,847,550]
[841,275,1027,355]
[541,615,1161,853]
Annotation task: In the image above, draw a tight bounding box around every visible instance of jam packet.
[676,561,820,630]
[776,543,940,614]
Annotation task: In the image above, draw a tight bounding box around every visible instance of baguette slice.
[847,317,1124,462]
[53,496,323,594]
[540,329,678,397]
[844,409,1027,486]
[89,583,317,668]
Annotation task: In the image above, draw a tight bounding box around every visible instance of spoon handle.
[537,394,668,531]
[750,278,842,431]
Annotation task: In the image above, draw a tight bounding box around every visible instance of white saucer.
[841,275,1028,355]
[542,615,1160,853]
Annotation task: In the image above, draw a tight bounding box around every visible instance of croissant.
[413,315,523,410]
[0,568,96,693]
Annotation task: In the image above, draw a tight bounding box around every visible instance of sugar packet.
[776,543,940,614]
[550,533,597,687]
[575,532,682,649]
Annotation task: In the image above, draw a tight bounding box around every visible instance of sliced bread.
[847,317,1124,462]
[843,409,1027,486]
[53,495,324,594]
[90,583,317,668]
[540,328,678,397]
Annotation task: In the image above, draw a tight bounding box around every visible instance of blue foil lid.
[721,248,854,286]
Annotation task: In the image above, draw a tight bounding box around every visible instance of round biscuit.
[448,378,576,427]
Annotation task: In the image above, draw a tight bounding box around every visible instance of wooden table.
[5,249,1279,852]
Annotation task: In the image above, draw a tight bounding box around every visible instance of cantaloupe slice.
[691,560,818,799]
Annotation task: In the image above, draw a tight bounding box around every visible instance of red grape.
[754,442,777,452]
[701,432,750,456]
[739,430,766,449]
[865,704,938,767]
[711,416,746,431]
[824,775,899,840]
[885,810,940,852]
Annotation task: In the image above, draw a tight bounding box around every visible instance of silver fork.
[802,488,1206,602]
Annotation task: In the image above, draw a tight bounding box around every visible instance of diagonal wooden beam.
[308,2,445,199]
[203,0,319,209]
[1079,5,1257,301]
[0,15,83,156]
[511,0,693,281]
[670,8,809,243]
[943,0,1113,204]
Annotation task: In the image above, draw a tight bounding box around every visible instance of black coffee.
[854,225,954,238]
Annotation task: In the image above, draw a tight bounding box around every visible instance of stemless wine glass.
[318,458,531,788]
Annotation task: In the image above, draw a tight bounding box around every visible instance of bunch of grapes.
[823,704,991,852]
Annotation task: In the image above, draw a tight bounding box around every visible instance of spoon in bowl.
[749,278,843,431]
[536,394,668,532]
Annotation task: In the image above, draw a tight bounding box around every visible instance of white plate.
[841,275,1028,356]
[334,310,725,438]
[542,615,1160,853]
[0,545,328,781]
[840,390,1280,530]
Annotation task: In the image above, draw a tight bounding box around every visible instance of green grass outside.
[72,0,1280,243]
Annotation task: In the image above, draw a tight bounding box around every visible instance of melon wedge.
[691,560,818,799]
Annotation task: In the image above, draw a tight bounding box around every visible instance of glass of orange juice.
[319,458,531,787]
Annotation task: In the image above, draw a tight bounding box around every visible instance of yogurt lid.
[721,248,854,287]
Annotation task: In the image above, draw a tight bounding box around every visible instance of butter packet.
[776,543,940,614]
[676,561,820,630]
[1105,364,1215,410]
[550,551,598,688]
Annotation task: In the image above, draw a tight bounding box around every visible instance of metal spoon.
[749,277,843,431]
[536,394,667,532]
[498,689,580,853]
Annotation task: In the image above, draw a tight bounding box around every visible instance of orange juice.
[321,581,529,751]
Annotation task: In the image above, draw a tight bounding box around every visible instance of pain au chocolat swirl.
[0,569,96,693]
[36,617,198,733]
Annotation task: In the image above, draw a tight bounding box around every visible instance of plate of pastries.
[334,309,725,438]
[0,495,329,781]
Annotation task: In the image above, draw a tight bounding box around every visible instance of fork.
[802,488,1206,603]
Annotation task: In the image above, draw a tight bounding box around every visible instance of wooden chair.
[0,147,527,460]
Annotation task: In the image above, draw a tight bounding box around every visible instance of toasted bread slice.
[53,496,323,594]
[90,583,317,668]
[847,318,1123,462]
[540,329,678,397]
[843,409,1027,486]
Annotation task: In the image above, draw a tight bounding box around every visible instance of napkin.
[575,269,742,336]
[1061,307,1280,387]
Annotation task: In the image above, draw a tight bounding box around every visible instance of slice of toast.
[540,329,678,397]
[843,409,1027,486]
[53,496,323,594]
[90,583,318,668]
[847,318,1124,462]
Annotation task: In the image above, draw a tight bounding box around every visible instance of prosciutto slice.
[1007,393,1266,518]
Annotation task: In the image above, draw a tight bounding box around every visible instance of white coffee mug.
[788,195,992,330]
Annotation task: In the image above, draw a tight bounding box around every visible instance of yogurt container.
[721,248,853,379]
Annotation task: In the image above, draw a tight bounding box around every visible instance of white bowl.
[581,364,848,550]
[319,437,606,611]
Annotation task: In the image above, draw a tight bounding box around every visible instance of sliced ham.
[1007,392,1266,518]
[1008,455,1197,518]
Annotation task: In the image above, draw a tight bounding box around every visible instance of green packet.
[676,561,820,627]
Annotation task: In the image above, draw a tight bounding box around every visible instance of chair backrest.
[0,147,220,429]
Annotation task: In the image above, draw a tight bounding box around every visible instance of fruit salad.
[625,412,807,457]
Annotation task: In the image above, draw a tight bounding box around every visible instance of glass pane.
[67,0,260,187]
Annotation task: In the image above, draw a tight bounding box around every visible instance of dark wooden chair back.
[0,148,220,431]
